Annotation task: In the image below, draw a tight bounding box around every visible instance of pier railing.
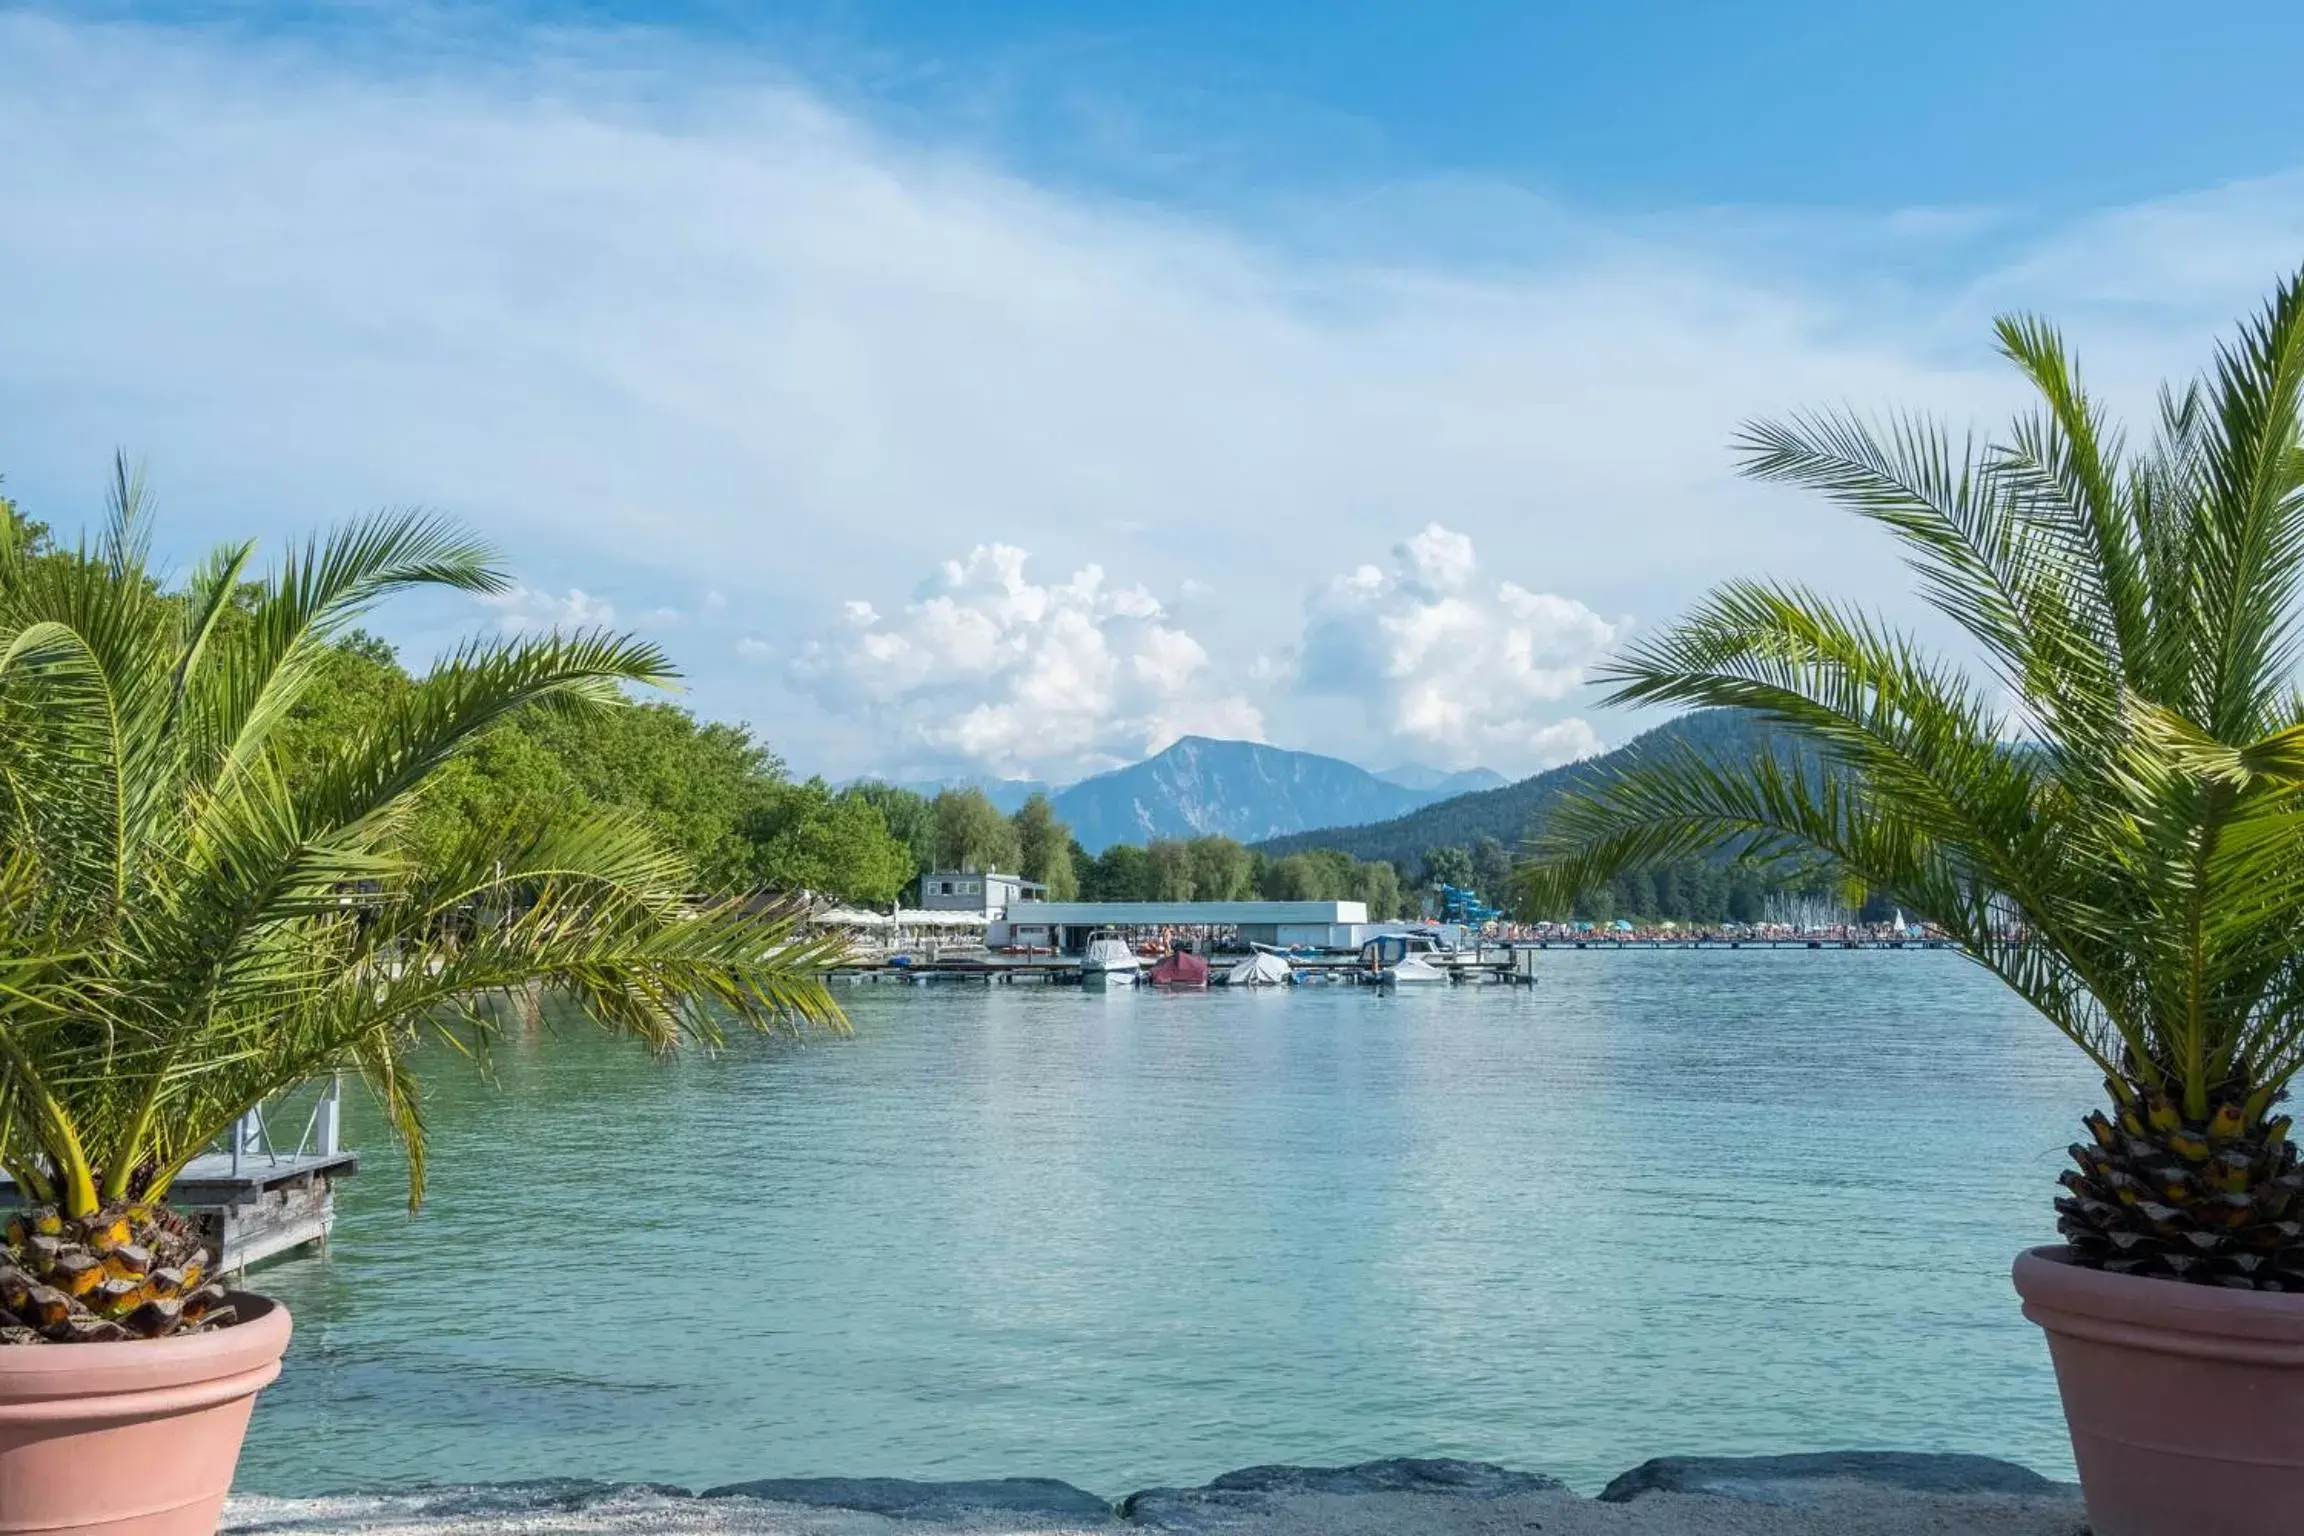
[224,1074,344,1177]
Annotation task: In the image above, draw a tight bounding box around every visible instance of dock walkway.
[0,1079,356,1273]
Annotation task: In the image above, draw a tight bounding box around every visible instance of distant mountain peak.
[1052,737,1470,853]
[1374,763,1508,795]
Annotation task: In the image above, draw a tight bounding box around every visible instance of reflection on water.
[243,950,2091,1496]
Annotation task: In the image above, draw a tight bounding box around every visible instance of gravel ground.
[223,1455,2090,1536]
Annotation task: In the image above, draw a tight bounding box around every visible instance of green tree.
[1350,859,1402,921]
[1084,843,1154,900]
[1185,836,1255,900]
[932,788,1020,872]
[1470,836,1513,904]
[1304,848,1355,898]
[0,470,840,1340]
[517,701,769,887]
[1146,838,1198,899]
[846,781,935,890]
[1522,273,2304,1287]
[1259,852,1327,900]
[742,779,913,904]
[1012,793,1079,899]
[1421,844,1475,891]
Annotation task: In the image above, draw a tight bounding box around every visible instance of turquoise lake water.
[238,949,2096,1498]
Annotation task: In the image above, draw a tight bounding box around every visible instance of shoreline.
[225,1453,2088,1535]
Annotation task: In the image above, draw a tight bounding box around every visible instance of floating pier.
[830,950,1539,986]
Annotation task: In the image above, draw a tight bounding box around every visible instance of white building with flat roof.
[992,899,1368,954]
[918,870,1043,918]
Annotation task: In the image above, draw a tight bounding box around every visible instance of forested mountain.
[1051,736,1446,852]
[1253,710,1775,869]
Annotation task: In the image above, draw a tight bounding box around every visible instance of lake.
[239,948,2094,1498]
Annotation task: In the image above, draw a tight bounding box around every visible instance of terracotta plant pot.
[0,1294,289,1536]
[2015,1246,2304,1536]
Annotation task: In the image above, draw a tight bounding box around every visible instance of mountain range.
[873,743,1508,853]
[1253,709,1773,867]
[863,711,1769,865]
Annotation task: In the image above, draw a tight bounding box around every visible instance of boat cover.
[1147,950,1210,987]
[1225,951,1292,986]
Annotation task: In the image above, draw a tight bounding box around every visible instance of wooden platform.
[170,1149,360,1272]
[0,1148,358,1274]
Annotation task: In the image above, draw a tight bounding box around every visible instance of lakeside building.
[917,870,1044,918]
[992,900,1370,954]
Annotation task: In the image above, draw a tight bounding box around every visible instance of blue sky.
[6,3,2304,782]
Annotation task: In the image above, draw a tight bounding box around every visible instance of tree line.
[267,631,1829,926]
[841,785,1415,920]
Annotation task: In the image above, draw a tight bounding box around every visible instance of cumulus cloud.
[477,585,616,634]
[792,544,1261,780]
[1296,525,1622,773]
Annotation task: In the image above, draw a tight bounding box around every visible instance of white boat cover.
[1082,937,1141,973]
[1226,951,1292,986]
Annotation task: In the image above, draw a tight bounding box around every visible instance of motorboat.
[1080,930,1142,987]
[1361,932,1450,985]
[1225,948,1293,987]
[1385,952,1449,984]
[1147,947,1210,988]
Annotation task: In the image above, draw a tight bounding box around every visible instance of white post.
[229,1110,260,1176]
[317,1074,343,1158]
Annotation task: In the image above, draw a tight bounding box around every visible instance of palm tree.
[1520,273,2304,1289]
[0,467,845,1341]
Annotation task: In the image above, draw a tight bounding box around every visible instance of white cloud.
[476,585,615,634]
[1296,525,1622,774]
[792,544,1261,779]
[735,637,773,661]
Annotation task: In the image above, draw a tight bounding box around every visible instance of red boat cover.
[1147,950,1210,987]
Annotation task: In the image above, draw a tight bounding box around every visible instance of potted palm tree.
[0,469,843,1536]
[1519,273,2304,1536]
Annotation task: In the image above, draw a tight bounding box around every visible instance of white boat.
[1080,930,1142,987]
[1361,933,1450,985]
[1384,953,1450,984]
[1225,949,1293,986]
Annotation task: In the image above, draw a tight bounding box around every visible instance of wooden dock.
[166,1147,360,1272]
[0,1078,356,1274]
